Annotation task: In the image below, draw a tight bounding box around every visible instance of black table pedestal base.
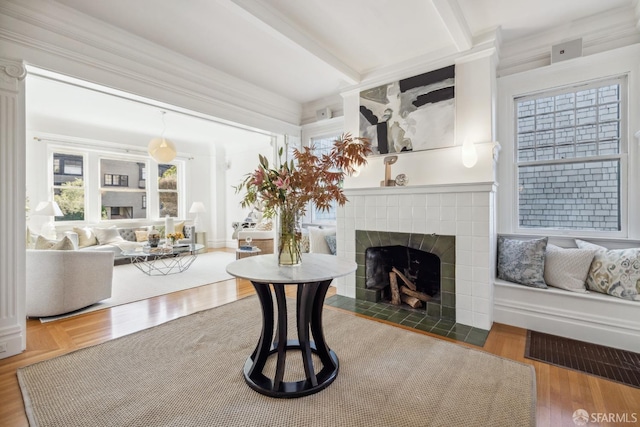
[244,279,338,398]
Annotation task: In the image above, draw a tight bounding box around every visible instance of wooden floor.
[1,252,639,427]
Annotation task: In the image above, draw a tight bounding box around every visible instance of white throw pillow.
[308,227,335,254]
[543,244,595,293]
[93,227,125,245]
[35,235,75,251]
[73,226,98,248]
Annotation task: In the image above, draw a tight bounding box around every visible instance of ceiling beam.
[432,0,473,52]
[225,0,360,85]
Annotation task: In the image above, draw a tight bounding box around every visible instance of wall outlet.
[0,341,7,353]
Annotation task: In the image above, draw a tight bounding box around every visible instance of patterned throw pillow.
[543,244,595,293]
[35,235,75,251]
[575,239,640,301]
[497,236,548,288]
[325,235,337,255]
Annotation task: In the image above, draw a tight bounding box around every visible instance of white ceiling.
[51,0,635,104]
[26,0,637,150]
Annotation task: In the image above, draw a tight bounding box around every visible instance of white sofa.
[26,250,114,317]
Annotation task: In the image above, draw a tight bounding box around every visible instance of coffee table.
[226,253,357,398]
[121,243,205,276]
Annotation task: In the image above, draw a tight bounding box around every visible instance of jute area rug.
[18,296,536,427]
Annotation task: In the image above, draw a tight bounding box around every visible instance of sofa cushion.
[308,227,336,254]
[135,230,149,242]
[73,226,98,248]
[543,244,595,293]
[325,234,337,255]
[35,235,75,251]
[497,236,548,288]
[575,239,640,301]
[94,227,125,245]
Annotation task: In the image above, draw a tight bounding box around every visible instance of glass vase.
[277,207,301,266]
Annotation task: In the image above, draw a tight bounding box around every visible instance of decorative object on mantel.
[148,111,177,162]
[34,200,64,239]
[381,155,398,187]
[395,173,408,186]
[236,133,371,266]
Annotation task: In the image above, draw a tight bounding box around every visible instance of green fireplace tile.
[440,245,456,265]
[430,327,451,337]
[426,303,441,317]
[441,263,455,279]
[447,329,469,341]
[356,264,366,278]
[378,231,392,246]
[388,312,409,323]
[432,235,455,258]
[389,232,410,247]
[408,233,423,249]
[368,231,382,247]
[441,306,456,320]
[465,328,489,347]
[435,319,455,330]
[441,291,455,308]
[399,318,419,328]
[450,323,472,335]
[355,275,365,289]
[419,234,438,253]
[355,230,370,253]
[355,252,365,266]
[441,278,455,293]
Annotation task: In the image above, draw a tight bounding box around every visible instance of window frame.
[514,76,628,234]
[51,151,87,223]
[496,46,639,240]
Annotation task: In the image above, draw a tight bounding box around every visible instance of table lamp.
[35,200,64,239]
[189,202,206,231]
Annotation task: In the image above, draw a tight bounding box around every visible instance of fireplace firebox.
[355,230,455,321]
[365,246,440,308]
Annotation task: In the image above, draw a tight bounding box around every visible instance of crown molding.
[498,4,640,77]
[0,0,302,129]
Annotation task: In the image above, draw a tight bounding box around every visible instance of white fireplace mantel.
[337,180,498,330]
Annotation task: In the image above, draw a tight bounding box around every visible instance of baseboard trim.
[494,280,640,352]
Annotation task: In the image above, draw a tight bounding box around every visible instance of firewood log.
[400,286,432,303]
[389,272,401,305]
[391,267,417,291]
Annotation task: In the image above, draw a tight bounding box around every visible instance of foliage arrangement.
[166,232,184,243]
[236,133,371,219]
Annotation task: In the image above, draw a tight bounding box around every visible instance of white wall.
[341,48,499,189]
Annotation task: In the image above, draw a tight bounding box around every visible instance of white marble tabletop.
[226,253,357,284]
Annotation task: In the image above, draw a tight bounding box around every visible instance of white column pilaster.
[0,58,26,358]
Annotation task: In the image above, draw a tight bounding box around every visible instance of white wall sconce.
[461,139,478,168]
[35,200,64,239]
[189,201,206,231]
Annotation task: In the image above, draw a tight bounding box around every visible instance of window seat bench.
[493,278,640,352]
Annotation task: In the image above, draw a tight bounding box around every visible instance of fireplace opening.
[365,245,440,310]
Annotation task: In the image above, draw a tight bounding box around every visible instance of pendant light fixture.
[148,111,177,163]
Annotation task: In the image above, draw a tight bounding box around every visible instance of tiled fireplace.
[332,183,497,332]
[356,230,455,320]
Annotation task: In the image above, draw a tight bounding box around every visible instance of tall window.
[158,164,179,217]
[308,134,340,223]
[53,153,85,221]
[100,159,147,219]
[515,76,625,232]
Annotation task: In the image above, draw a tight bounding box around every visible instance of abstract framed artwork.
[359,65,455,155]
